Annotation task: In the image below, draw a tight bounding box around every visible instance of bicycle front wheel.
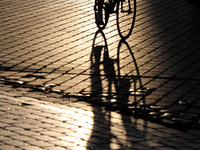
[116,0,136,39]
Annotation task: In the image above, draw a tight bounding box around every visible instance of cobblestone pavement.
[1,0,200,149]
[1,83,200,150]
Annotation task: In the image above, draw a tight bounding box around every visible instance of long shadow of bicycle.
[86,30,152,149]
[89,30,153,109]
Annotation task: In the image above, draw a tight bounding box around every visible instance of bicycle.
[94,0,136,39]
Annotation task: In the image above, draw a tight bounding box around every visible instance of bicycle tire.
[94,2,109,30]
[116,0,136,39]
[117,39,143,91]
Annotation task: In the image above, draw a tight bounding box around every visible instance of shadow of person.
[90,30,107,94]
[87,30,148,149]
[88,30,115,149]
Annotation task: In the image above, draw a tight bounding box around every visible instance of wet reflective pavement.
[1,0,200,149]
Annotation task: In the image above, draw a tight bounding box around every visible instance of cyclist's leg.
[98,0,104,8]
[96,0,104,24]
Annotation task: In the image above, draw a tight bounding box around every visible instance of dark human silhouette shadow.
[87,30,114,149]
[87,30,148,149]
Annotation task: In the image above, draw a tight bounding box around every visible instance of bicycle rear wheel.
[94,1,109,30]
[116,0,136,39]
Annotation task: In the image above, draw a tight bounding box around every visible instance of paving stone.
[21,114,44,120]
[183,142,200,149]
[48,140,77,147]
[12,123,39,130]
[68,146,89,150]
[40,131,66,137]
[45,146,67,150]
[19,146,43,150]
[26,140,55,147]
[0,136,12,141]
[0,130,19,136]
[16,118,41,124]
[13,130,39,136]
[3,140,28,147]
[0,145,21,150]
[152,132,174,138]
[11,135,35,141]
[162,139,183,148]
[32,135,57,141]
[139,140,164,147]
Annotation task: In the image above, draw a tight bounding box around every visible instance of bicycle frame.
[94,0,136,39]
[104,0,132,14]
